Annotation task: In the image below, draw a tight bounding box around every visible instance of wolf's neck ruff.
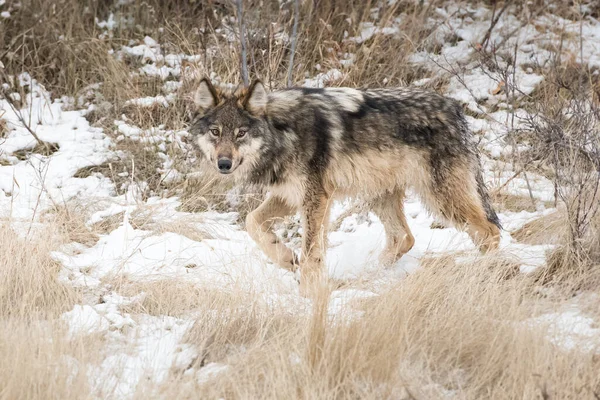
[247,137,292,186]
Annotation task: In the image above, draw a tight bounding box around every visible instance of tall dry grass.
[1,221,598,399]
[0,223,94,400]
[142,256,600,399]
[0,224,77,318]
[1,0,437,96]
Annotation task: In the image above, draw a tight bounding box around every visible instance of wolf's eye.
[209,128,220,137]
[237,129,247,139]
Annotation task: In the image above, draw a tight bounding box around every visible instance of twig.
[328,200,366,233]
[522,171,537,210]
[27,160,55,236]
[267,21,273,89]
[0,84,49,150]
[236,0,249,87]
[481,0,514,51]
[492,167,526,194]
[493,4,547,51]
[287,0,300,87]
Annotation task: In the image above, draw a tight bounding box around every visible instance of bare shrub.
[521,62,600,281]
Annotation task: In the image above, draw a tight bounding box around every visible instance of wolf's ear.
[243,80,268,116]
[193,78,219,114]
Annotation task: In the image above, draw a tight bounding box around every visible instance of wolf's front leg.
[246,196,298,271]
[299,189,331,297]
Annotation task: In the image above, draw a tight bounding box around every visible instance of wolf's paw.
[278,251,299,272]
[378,251,402,268]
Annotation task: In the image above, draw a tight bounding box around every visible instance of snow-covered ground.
[2,1,600,397]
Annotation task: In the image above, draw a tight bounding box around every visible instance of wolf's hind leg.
[246,196,298,271]
[372,189,415,266]
[419,162,500,253]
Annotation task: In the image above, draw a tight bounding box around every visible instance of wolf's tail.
[475,163,502,230]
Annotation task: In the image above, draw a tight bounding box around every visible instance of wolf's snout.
[217,157,233,173]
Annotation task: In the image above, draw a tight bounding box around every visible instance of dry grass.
[0,322,93,400]
[41,197,220,242]
[1,213,599,398]
[116,279,212,317]
[42,204,101,247]
[512,209,567,245]
[0,224,78,319]
[140,256,600,399]
[0,0,439,97]
[491,192,539,213]
[0,223,94,399]
[0,117,7,138]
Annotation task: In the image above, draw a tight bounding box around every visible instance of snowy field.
[1,0,600,398]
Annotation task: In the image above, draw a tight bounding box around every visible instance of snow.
[62,292,196,398]
[96,13,118,30]
[543,14,600,69]
[194,362,229,384]
[304,69,343,88]
[122,37,163,63]
[0,74,114,222]
[124,95,171,108]
[86,203,137,227]
[347,22,400,44]
[527,308,600,353]
[445,69,544,113]
[62,305,111,337]
[54,213,293,291]
[119,38,202,80]
[162,81,182,93]
[140,64,175,80]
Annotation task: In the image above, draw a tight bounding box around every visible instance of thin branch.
[481,0,513,51]
[236,0,249,87]
[267,21,273,89]
[328,200,366,233]
[287,0,300,87]
[492,166,526,194]
[0,83,56,153]
[522,171,537,210]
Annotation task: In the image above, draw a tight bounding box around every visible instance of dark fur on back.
[262,88,471,173]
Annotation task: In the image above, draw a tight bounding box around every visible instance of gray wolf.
[188,78,502,295]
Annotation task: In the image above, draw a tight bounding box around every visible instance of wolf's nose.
[218,158,232,172]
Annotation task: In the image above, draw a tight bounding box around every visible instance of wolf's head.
[189,78,268,175]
